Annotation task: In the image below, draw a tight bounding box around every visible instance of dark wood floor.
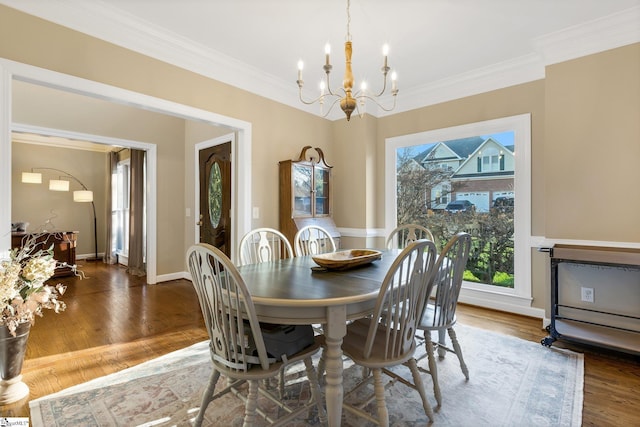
[1,261,639,425]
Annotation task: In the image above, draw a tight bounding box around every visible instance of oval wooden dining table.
[236,249,401,427]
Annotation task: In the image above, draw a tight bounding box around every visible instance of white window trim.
[385,114,540,318]
[114,157,130,259]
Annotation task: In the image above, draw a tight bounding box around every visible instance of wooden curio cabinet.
[279,146,340,247]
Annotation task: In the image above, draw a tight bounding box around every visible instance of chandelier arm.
[324,72,338,96]
[298,89,342,107]
[298,92,323,106]
[372,75,390,98]
[357,94,398,112]
[320,97,343,118]
[354,100,365,119]
[360,67,391,98]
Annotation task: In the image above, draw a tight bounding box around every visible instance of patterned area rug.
[29,324,583,426]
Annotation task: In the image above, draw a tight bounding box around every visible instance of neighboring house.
[413,136,515,212]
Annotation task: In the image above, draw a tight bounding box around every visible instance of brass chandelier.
[296,0,398,121]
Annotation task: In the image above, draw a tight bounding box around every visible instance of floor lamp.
[22,167,99,261]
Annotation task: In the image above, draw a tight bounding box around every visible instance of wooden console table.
[11,231,78,278]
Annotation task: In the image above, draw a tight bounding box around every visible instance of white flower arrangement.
[0,233,67,337]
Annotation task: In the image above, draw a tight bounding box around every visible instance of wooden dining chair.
[341,239,438,426]
[293,224,336,379]
[238,227,293,266]
[293,225,336,257]
[385,223,435,249]
[186,243,326,427]
[238,228,303,397]
[417,232,472,408]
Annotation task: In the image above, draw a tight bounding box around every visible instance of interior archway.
[0,58,253,283]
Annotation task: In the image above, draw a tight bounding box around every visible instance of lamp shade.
[22,172,42,184]
[73,190,93,202]
[49,179,70,191]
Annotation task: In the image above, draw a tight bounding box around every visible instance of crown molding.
[533,5,640,66]
[382,53,546,118]
[0,0,299,108]
[386,5,640,117]
[2,1,638,121]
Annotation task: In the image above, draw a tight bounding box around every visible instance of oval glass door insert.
[208,162,222,228]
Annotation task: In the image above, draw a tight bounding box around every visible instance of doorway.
[198,141,231,257]
[1,59,253,282]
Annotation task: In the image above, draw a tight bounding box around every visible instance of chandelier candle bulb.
[297,60,303,82]
[325,43,331,65]
[383,44,389,68]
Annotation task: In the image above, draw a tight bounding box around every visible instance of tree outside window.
[395,132,515,288]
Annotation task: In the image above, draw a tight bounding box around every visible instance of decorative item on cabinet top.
[279,146,340,248]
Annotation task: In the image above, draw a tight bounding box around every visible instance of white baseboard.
[76,252,104,260]
[459,287,546,321]
[156,271,190,283]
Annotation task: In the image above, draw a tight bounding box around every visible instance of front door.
[199,142,232,257]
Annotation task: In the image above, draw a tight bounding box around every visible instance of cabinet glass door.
[314,167,330,215]
[293,164,312,216]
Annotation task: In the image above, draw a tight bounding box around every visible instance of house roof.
[411,136,516,180]
[413,136,513,164]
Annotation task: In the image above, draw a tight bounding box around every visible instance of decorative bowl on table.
[312,249,382,271]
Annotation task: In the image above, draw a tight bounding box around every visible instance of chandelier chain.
[346,0,351,41]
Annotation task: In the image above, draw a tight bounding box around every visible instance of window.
[385,114,532,314]
[432,184,450,206]
[399,136,514,286]
[478,147,503,172]
[112,159,130,262]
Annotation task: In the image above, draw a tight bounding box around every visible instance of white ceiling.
[2,0,639,119]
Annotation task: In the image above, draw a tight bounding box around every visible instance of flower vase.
[0,322,31,404]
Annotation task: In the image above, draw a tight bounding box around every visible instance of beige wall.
[12,142,106,256]
[10,79,189,272]
[0,6,332,276]
[544,44,640,242]
[331,116,378,228]
[2,6,639,315]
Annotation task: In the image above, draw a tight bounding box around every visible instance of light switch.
[186,208,191,217]
[252,207,260,219]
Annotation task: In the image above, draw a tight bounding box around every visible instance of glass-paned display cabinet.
[279,146,340,247]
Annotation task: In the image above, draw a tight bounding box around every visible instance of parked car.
[445,200,474,213]
[493,196,514,212]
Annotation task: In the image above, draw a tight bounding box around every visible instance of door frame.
[0,57,253,283]
[195,133,236,259]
